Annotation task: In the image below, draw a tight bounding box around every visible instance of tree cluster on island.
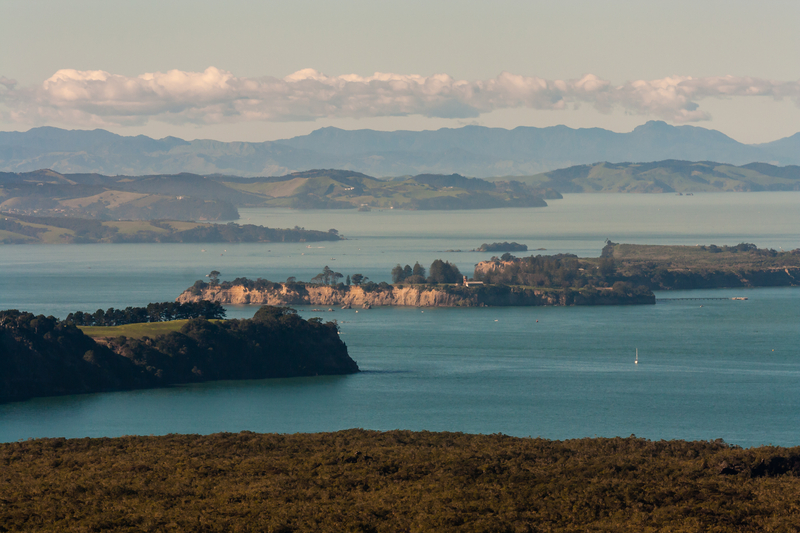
[0,306,358,403]
[3,429,800,531]
[392,260,463,284]
[391,262,426,284]
[476,242,528,252]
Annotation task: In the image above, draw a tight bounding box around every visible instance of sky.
[1,0,799,144]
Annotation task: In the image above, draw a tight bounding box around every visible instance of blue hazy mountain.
[1,121,798,178]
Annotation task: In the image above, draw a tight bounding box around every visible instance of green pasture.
[78,320,224,339]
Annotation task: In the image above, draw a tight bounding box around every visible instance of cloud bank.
[1,67,799,127]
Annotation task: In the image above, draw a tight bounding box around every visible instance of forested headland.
[2,429,800,532]
[0,306,358,403]
[475,242,800,290]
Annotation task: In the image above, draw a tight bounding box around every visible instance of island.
[0,305,358,404]
[177,258,655,307]
[476,241,528,252]
[3,430,800,531]
[177,243,800,308]
[0,213,342,244]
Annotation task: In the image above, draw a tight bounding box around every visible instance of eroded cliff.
[176,283,655,307]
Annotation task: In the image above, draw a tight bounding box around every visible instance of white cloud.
[1,68,799,127]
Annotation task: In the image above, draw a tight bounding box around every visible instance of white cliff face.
[176,284,483,307]
[175,283,566,307]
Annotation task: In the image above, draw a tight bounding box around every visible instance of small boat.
[635,348,638,364]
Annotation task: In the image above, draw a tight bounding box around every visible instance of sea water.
[1,192,799,446]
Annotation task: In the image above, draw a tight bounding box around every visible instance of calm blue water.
[1,193,799,446]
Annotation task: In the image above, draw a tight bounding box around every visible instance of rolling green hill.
[221,169,556,209]
[0,169,556,218]
[496,160,800,193]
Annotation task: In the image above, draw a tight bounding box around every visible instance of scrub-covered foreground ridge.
[1,430,799,532]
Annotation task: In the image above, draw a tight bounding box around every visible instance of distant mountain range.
[2,121,800,178]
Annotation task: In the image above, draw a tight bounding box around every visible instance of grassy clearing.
[79,319,225,339]
[79,320,192,339]
[608,243,800,270]
[223,178,305,198]
[16,220,75,244]
[59,190,149,209]
[0,229,35,242]
[161,220,202,232]
[102,220,170,235]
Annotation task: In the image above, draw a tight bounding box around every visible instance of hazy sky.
[2,0,799,143]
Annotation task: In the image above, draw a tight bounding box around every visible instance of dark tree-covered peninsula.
[0,306,358,404]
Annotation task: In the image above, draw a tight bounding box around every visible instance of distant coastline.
[0,213,342,244]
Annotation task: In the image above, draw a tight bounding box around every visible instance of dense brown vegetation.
[1,430,799,532]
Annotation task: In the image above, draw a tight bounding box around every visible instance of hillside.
[0,169,555,218]
[0,213,341,244]
[220,169,555,209]
[2,121,800,177]
[0,170,241,220]
[498,160,800,193]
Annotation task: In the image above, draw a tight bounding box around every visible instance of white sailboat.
[635,348,638,364]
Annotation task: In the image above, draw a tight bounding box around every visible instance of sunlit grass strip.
[79,319,222,339]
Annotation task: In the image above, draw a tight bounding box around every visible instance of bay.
[1,192,799,447]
